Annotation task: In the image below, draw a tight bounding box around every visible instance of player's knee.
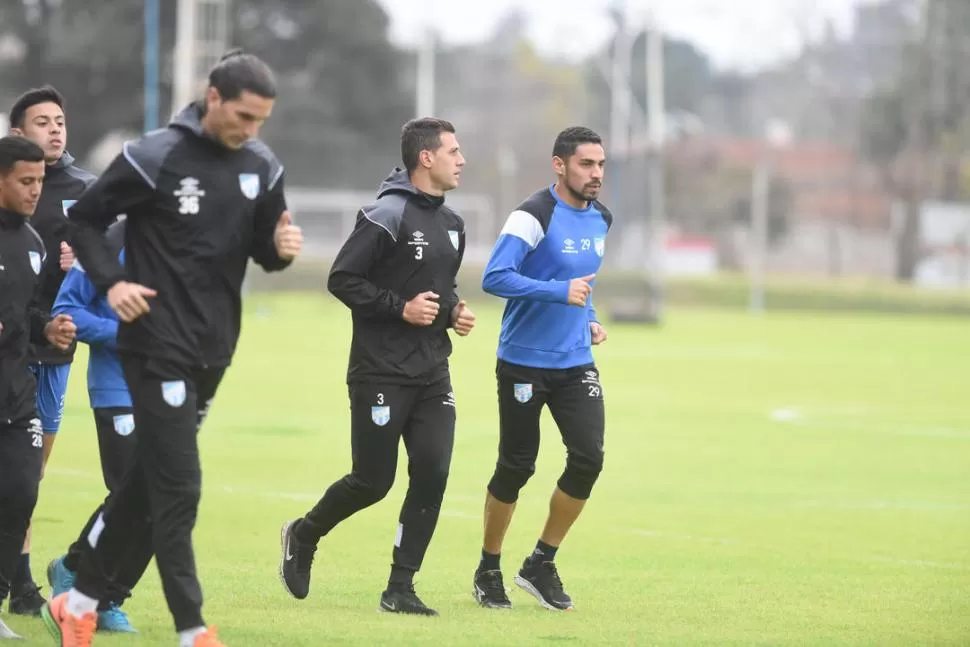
[0,473,39,521]
[175,481,203,509]
[558,451,604,500]
[411,463,449,501]
[487,463,535,504]
[348,473,395,506]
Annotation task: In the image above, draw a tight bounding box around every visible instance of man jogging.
[279,117,475,617]
[473,127,612,612]
[41,51,302,647]
[48,218,146,634]
[6,85,96,617]
[0,135,76,639]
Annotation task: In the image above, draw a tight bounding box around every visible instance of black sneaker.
[9,583,45,616]
[378,585,439,616]
[473,569,512,609]
[279,520,317,600]
[515,558,573,611]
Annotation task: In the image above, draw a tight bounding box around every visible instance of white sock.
[179,626,207,647]
[65,588,99,617]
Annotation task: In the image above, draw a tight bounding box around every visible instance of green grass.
[10,295,970,645]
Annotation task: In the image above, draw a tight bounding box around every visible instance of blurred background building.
[1,0,968,314]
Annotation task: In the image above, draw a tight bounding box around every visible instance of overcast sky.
[376,0,870,72]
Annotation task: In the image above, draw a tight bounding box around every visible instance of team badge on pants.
[113,414,136,437]
[371,405,390,426]
[513,383,533,403]
[161,380,186,407]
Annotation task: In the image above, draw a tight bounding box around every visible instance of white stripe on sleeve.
[499,210,544,249]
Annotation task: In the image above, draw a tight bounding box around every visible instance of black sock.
[530,540,558,563]
[388,565,414,589]
[12,554,32,594]
[293,519,319,545]
[479,549,501,572]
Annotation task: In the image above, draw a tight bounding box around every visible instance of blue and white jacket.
[482,185,613,369]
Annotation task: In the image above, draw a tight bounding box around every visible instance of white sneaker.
[0,616,22,640]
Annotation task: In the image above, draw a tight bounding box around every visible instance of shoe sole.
[278,520,307,600]
[513,575,573,611]
[472,583,512,609]
[377,601,439,616]
[0,621,23,640]
[40,603,63,645]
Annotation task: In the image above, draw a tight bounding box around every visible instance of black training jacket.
[0,208,50,426]
[328,168,466,384]
[28,151,96,365]
[67,103,291,369]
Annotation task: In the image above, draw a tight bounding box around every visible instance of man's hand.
[274,211,303,261]
[59,242,75,272]
[450,300,476,336]
[590,321,608,345]
[44,314,76,350]
[567,274,595,307]
[108,281,157,322]
[403,291,439,326]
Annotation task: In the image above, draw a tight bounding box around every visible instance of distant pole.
[645,11,666,322]
[609,17,631,159]
[608,5,632,271]
[750,121,791,314]
[416,26,436,117]
[173,0,197,116]
[749,161,769,314]
[144,0,160,132]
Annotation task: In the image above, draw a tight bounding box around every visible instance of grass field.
[8,294,970,645]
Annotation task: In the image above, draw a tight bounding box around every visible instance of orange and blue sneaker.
[40,593,97,647]
[97,603,136,633]
[193,626,226,646]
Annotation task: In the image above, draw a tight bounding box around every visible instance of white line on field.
[598,345,779,360]
[46,467,99,478]
[628,529,739,545]
[627,528,970,572]
[866,557,970,571]
[768,407,970,439]
[49,468,970,516]
[217,485,480,519]
[46,476,970,572]
[791,500,970,511]
[49,471,970,517]
[213,487,970,572]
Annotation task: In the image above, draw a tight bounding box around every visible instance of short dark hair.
[0,135,45,173]
[208,49,277,101]
[552,126,603,161]
[401,118,456,173]
[9,85,65,129]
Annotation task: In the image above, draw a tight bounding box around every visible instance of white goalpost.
[172,0,231,118]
